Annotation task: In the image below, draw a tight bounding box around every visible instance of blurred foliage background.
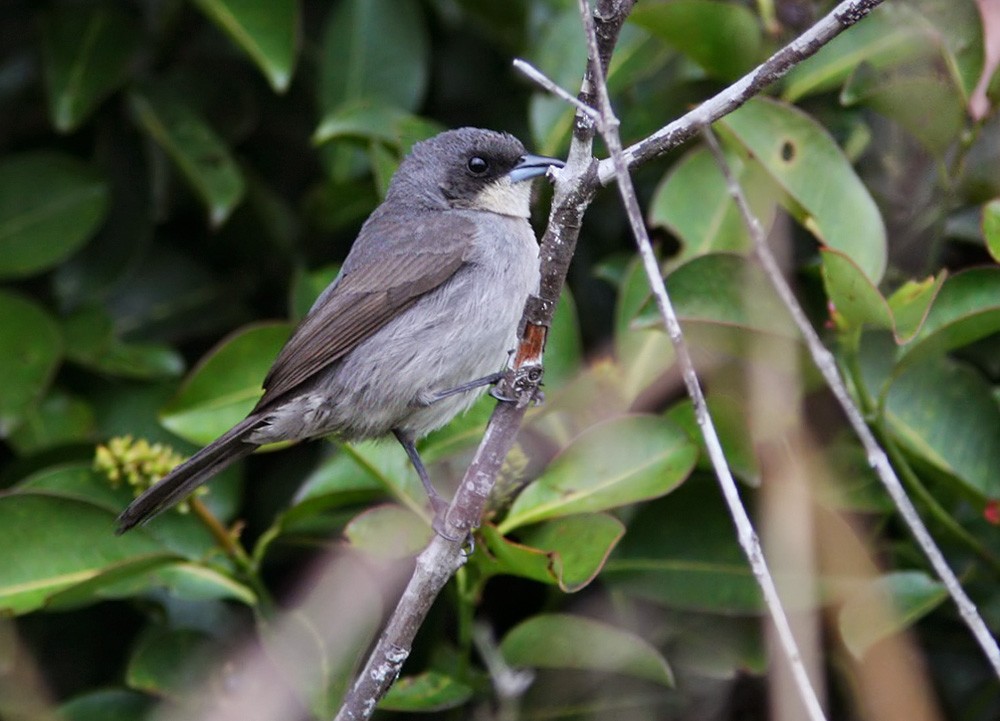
[1,0,1000,719]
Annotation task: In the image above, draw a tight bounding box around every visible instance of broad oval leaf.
[500,614,674,687]
[129,87,246,227]
[126,627,217,701]
[7,389,95,454]
[838,572,947,658]
[478,513,625,592]
[821,247,893,332]
[0,152,109,278]
[0,291,62,436]
[344,504,431,559]
[159,322,291,445]
[190,0,299,92]
[718,98,887,283]
[41,3,139,132]
[63,305,184,379]
[318,0,428,117]
[629,0,761,81]
[499,415,697,533]
[0,492,173,615]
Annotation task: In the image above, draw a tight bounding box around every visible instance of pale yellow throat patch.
[470,176,533,218]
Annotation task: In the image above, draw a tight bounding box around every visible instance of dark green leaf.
[479,513,625,592]
[41,3,139,132]
[63,305,185,379]
[500,614,674,686]
[719,98,887,283]
[190,0,299,92]
[0,492,174,614]
[544,289,584,390]
[129,87,246,227]
[318,0,428,117]
[159,322,291,445]
[0,291,62,436]
[7,389,95,454]
[126,627,216,700]
[58,689,155,721]
[984,199,1000,263]
[630,0,761,81]
[499,415,697,532]
[379,671,473,712]
[0,152,108,278]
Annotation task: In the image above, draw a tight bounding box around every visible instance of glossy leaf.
[379,671,473,712]
[604,481,764,614]
[648,146,777,264]
[0,152,108,278]
[0,291,62,436]
[190,0,299,92]
[781,4,936,101]
[499,415,697,533]
[719,98,887,283]
[838,572,947,658]
[344,504,431,559]
[984,199,1000,263]
[159,322,291,445]
[63,305,185,379]
[314,102,442,148]
[478,513,624,592]
[0,492,174,614]
[129,87,246,227]
[318,0,428,117]
[41,3,139,132]
[500,614,674,686]
[7,389,95,454]
[883,355,1000,500]
[629,0,761,81]
[898,268,1000,366]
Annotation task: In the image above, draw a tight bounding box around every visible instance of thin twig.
[701,127,1000,678]
[595,0,886,184]
[513,59,599,122]
[568,2,829,718]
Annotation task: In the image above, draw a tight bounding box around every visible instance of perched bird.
[117,128,563,533]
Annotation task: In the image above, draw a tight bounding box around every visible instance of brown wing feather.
[254,213,474,410]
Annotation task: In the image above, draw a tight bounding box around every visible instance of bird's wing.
[255,211,476,409]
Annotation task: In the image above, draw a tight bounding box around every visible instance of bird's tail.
[116,416,261,534]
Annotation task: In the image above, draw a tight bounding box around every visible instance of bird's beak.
[509,153,565,183]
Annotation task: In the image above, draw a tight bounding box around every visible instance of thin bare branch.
[513,59,600,122]
[596,0,886,185]
[701,127,1000,679]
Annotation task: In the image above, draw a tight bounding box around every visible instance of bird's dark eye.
[467,156,489,175]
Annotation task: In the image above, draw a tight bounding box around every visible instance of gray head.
[385,128,563,218]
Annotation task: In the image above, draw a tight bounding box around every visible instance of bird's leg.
[415,372,504,406]
[392,428,461,541]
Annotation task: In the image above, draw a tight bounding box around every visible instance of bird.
[116,127,563,533]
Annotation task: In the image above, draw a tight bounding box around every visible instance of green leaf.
[648,146,778,264]
[41,3,139,132]
[58,689,154,721]
[781,4,936,101]
[0,492,174,614]
[126,627,216,701]
[821,247,893,332]
[499,415,697,533]
[500,614,674,687]
[983,199,1000,263]
[344,504,431,559]
[159,322,291,445]
[478,513,625,592]
[379,671,473,712]
[838,572,947,658]
[883,355,1000,500]
[629,0,761,81]
[0,291,62,436]
[290,264,340,319]
[129,87,246,227]
[604,480,763,614]
[718,98,887,283]
[544,289,584,390]
[898,268,1000,366]
[885,272,946,343]
[0,152,109,278]
[7,389,95,454]
[318,0,429,117]
[63,305,185,379]
[314,101,442,148]
[911,0,984,101]
[190,0,299,92]
[666,394,760,486]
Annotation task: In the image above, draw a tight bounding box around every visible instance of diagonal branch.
[701,127,1000,679]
